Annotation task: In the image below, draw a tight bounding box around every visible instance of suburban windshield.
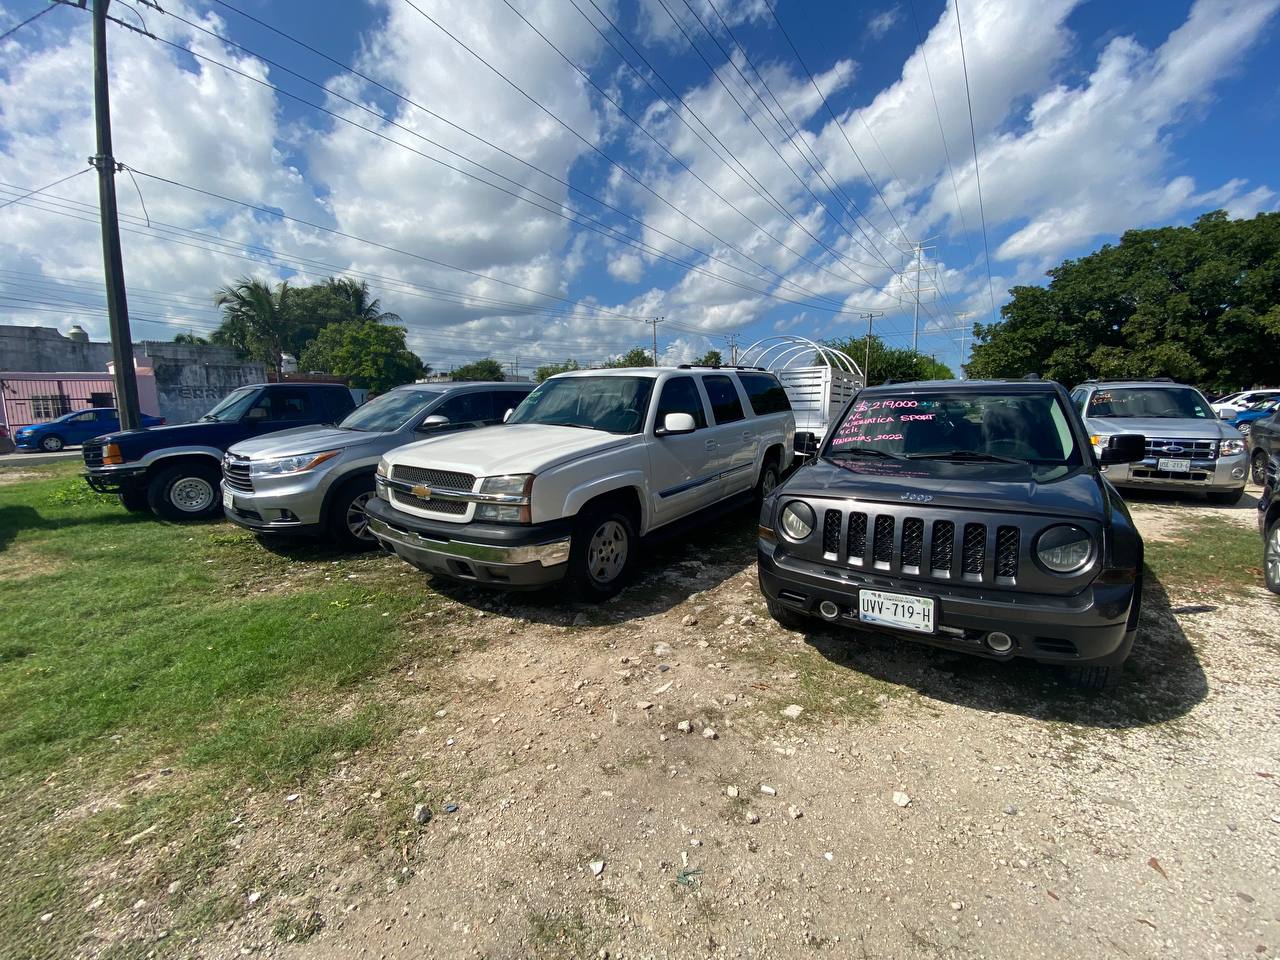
[200,387,260,422]
[827,391,1083,469]
[340,390,441,432]
[507,376,654,434]
[1087,386,1211,419]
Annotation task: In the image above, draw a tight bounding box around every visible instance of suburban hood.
[228,426,382,459]
[781,457,1106,520]
[1086,416,1232,440]
[389,424,630,475]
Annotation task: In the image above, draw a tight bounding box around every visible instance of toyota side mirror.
[657,412,696,436]
[418,414,450,431]
[1100,433,1146,464]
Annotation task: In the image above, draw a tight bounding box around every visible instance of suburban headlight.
[779,501,815,541]
[1219,438,1245,456]
[475,474,533,523]
[249,449,341,477]
[1035,525,1093,573]
[376,457,390,479]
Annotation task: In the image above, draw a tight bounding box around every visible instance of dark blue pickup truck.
[83,382,356,520]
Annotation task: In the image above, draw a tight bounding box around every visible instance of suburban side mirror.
[1100,433,1146,464]
[245,407,268,421]
[418,414,450,431]
[658,412,696,436]
[503,408,514,423]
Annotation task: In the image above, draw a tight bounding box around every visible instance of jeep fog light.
[1035,525,1093,573]
[779,501,815,541]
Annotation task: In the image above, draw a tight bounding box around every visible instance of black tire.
[118,486,151,514]
[1265,520,1280,596]
[1206,487,1245,506]
[327,477,378,551]
[146,462,222,521]
[765,596,805,630]
[754,454,781,503]
[1068,663,1122,691]
[39,434,65,452]
[1252,449,1268,486]
[565,502,636,601]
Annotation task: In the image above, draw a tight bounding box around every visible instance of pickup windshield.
[507,376,654,434]
[827,390,1083,472]
[1087,386,1212,419]
[199,387,260,422]
[340,389,441,432]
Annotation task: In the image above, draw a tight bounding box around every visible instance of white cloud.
[607,252,644,282]
[867,6,902,40]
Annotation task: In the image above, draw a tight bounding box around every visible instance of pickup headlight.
[1219,438,1245,456]
[779,501,815,541]
[1035,524,1093,574]
[249,449,341,477]
[1089,434,1110,456]
[376,457,390,479]
[475,474,533,523]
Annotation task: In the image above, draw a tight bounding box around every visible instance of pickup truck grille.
[223,455,253,493]
[1145,437,1217,460]
[388,465,475,518]
[82,440,105,468]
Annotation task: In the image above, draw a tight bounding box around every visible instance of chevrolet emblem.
[411,484,433,500]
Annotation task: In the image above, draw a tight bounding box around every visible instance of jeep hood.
[1086,416,1231,440]
[390,424,630,475]
[228,426,382,459]
[782,457,1106,520]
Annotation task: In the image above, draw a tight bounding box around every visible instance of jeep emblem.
[411,485,433,500]
[900,492,933,503]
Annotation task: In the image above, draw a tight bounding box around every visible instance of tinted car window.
[737,373,791,416]
[702,375,745,424]
[496,390,532,416]
[1086,387,1211,419]
[655,376,707,429]
[340,389,442,432]
[435,392,494,424]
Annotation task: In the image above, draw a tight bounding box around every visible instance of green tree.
[824,335,954,385]
[298,320,427,392]
[693,349,723,366]
[211,277,296,375]
[288,278,402,351]
[533,358,580,383]
[450,358,505,381]
[603,347,656,368]
[966,211,1280,392]
[172,332,207,345]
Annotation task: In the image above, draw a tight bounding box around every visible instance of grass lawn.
[1142,513,1264,595]
[0,464,450,958]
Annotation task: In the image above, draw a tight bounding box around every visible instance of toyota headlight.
[249,449,341,477]
[1035,524,1093,574]
[1219,438,1245,456]
[475,474,533,523]
[779,501,815,541]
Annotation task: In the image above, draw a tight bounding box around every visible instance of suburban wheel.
[1265,521,1280,596]
[1067,663,1122,691]
[147,463,222,521]
[118,486,150,513]
[755,456,781,502]
[39,434,64,452]
[765,596,805,630]
[1252,450,1268,485]
[1206,487,1245,506]
[328,479,378,550]
[566,505,635,600]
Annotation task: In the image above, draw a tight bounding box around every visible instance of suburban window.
[737,372,791,416]
[702,375,745,424]
[655,376,706,430]
[435,392,494,424]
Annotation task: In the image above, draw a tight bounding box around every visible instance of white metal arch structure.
[739,336,864,444]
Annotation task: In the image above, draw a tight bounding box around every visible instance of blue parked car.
[14,407,165,452]
[1230,399,1280,438]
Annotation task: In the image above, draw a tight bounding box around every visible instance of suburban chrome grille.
[392,490,468,514]
[995,525,1020,579]
[901,517,924,570]
[822,509,841,555]
[223,455,253,493]
[961,523,986,578]
[390,464,476,491]
[1145,437,1217,460]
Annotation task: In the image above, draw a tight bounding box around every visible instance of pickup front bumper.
[365,496,572,589]
[84,463,147,493]
[758,540,1137,666]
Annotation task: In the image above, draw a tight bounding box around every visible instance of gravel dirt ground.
[136,487,1273,960]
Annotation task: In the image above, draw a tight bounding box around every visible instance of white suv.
[365,367,795,598]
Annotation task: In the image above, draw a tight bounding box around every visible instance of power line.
[0,167,90,211]
[953,0,999,325]
[0,3,56,43]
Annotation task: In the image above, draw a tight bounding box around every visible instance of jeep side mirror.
[1100,433,1145,464]
[503,408,513,423]
[658,412,696,436]
[418,414,450,431]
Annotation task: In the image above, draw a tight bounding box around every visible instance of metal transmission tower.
[952,311,976,376]
[647,316,665,365]
[723,332,742,365]
[899,241,939,351]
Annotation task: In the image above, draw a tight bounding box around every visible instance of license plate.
[859,589,935,634]
[222,486,235,511]
[1158,458,1191,474]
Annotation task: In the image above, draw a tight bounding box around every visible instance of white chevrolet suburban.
[364,367,795,598]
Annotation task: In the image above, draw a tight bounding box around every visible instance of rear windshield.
[1087,387,1212,419]
[340,390,441,432]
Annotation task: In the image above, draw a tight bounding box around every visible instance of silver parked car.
[221,381,534,547]
[1070,379,1248,505]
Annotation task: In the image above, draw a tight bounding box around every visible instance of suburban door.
[647,376,718,527]
[700,374,756,497]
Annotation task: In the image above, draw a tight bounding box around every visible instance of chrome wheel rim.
[587,520,628,584]
[1267,528,1280,588]
[762,467,778,497]
[42,436,62,451]
[171,476,214,512]
[1254,453,1267,485]
[346,492,375,540]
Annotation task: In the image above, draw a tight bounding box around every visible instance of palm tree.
[325,278,401,324]
[211,277,295,375]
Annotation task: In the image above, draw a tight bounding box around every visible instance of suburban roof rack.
[675,363,766,371]
[1083,377,1178,384]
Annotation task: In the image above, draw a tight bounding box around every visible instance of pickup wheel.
[1265,520,1280,596]
[566,505,636,600]
[1067,663,1122,691]
[118,486,151,514]
[765,596,805,630]
[39,434,65,452]
[147,462,222,521]
[327,478,378,551]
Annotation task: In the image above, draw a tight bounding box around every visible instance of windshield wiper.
[824,447,904,460]
[907,449,1026,464]
[541,421,603,431]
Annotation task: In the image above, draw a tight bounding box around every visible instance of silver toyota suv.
[1071,379,1248,505]
[222,381,533,547]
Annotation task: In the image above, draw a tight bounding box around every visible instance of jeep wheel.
[118,486,150,514]
[328,479,378,551]
[765,596,805,630]
[1067,663,1122,691]
[1206,487,1244,506]
[567,505,635,600]
[1265,521,1280,596]
[39,434,64,452]
[1252,449,1268,485]
[147,463,222,521]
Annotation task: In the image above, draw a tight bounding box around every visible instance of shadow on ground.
[799,571,1206,729]
[0,504,151,552]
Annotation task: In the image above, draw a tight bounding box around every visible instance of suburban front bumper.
[758,540,1136,666]
[1102,453,1247,492]
[365,496,571,589]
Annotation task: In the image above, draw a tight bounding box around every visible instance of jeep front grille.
[846,512,867,557]
[1145,437,1217,460]
[961,523,986,578]
[995,526,1020,579]
[223,455,253,493]
[930,520,954,574]
[901,517,924,570]
[872,516,895,566]
[822,509,841,555]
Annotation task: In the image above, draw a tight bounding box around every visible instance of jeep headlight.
[1035,524,1093,574]
[250,449,341,477]
[475,474,533,523]
[1219,438,1245,456]
[779,501,815,541]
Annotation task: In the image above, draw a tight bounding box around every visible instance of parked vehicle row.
[13,407,165,452]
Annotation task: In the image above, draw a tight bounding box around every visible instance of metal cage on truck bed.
[738,337,864,453]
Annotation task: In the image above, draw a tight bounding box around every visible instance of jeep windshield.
[1087,386,1212,419]
[506,376,654,434]
[826,390,1084,475]
[199,387,261,422]
[339,389,441,432]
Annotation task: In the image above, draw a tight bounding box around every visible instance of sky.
[0,0,1277,377]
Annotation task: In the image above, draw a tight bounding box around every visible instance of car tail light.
[103,443,124,465]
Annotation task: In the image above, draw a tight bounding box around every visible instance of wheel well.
[321,469,377,520]
[579,486,642,528]
[144,453,221,481]
[1267,502,1280,532]
[762,443,784,471]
